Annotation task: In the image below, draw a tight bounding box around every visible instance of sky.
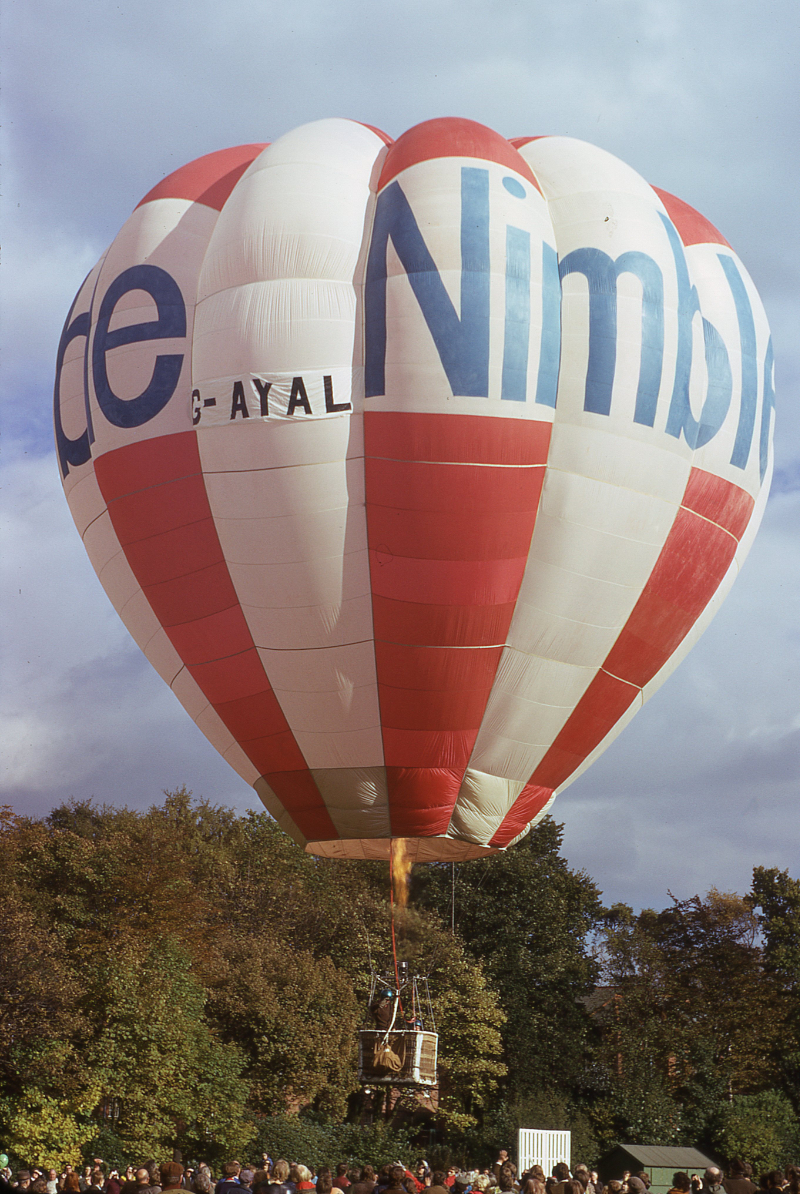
[2,0,798,912]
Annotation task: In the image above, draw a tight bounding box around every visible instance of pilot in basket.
[358,961,438,1088]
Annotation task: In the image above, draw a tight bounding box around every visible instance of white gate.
[518,1128,571,1176]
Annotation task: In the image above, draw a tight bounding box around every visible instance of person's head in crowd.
[222,1166,241,1183]
[765,1177,784,1191]
[499,1175,515,1194]
[607,1186,623,1194]
[672,1176,691,1193]
[135,1174,151,1189]
[271,1163,291,1187]
[554,1170,570,1186]
[474,1180,491,1193]
[64,1178,81,1193]
[636,1178,650,1191]
[240,1174,254,1191]
[317,1177,332,1194]
[159,1165,183,1192]
[455,1176,478,1194]
[16,1174,32,1191]
[192,1172,213,1194]
[431,1174,448,1190]
[294,1170,312,1187]
[627,1179,646,1194]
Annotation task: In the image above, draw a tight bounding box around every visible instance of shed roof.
[611,1147,716,1169]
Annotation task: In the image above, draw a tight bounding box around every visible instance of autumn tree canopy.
[1,795,798,1170]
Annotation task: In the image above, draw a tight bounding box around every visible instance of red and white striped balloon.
[55,118,775,861]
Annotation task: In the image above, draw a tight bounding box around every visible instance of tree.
[85,936,253,1161]
[412,819,603,1101]
[711,1090,800,1173]
[593,888,786,1150]
[0,792,508,1152]
[750,866,800,1109]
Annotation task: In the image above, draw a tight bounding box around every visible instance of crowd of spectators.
[2,1152,799,1194]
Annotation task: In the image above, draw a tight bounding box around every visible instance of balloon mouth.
[305,836,499,862]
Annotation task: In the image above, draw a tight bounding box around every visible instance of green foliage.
[750,867,800,1109]
[250,1113,414,1170]
[412,819,602,1100]
[0,791,506,1161]
[592,887,789,1150]
[711,1090,800,1173]
[465,1091,597,1168]
[86,937,253,1161]
[3,792,799,1169]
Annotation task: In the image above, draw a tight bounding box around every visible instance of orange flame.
[391,837,413,909]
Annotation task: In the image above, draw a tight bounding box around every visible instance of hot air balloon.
[54,117,775,865]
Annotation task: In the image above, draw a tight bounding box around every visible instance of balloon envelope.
[55,118,775,861]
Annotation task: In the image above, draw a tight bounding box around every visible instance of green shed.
[598,1146,718,1194]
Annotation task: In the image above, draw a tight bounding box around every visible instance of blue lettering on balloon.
[54,283,93,478]
[661,214,731,449]
[501,225,530,401]
[534,242,561,409]
[558,246,665,423]
[719,254,758,470]
[365,167,490,398]
[92,264,186,428]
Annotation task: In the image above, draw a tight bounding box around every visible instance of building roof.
[609,1147,716,1169]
